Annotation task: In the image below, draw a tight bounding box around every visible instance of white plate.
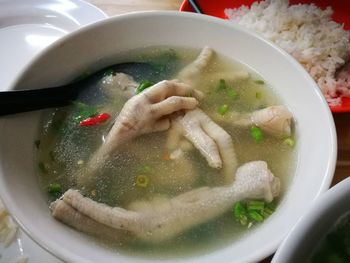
[0,0,107,91]
[0,0,107,262]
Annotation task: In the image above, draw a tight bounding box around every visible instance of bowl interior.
[0,11,337,263]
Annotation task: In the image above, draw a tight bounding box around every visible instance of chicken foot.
[212,105,293,138]
[77,80,202,188]
[52,161,280,243]
[177,46,214,87]
[167,108,238,184]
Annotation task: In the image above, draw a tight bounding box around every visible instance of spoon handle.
[188,0,203,14]
[0,85,78,116]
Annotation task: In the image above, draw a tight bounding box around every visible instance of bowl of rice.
[180,0,350,112]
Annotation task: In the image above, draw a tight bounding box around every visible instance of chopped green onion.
[266,201,277,211]
[48,183,62,199]
[48,183,62,194]
[255,92,262,99]
[233,202,248,226]
[136,175,150,188]
[262,208,274,217]
[233,202,246,218]
[250,126,263,143]
[233,199,277,227]
[217,79,227,91]
[283,137,295,147]
[254,80,265,85]
[239,214,249,226]
[136,80,154,94]
[34,140,41,149]
[248,210,264,222]
[218,104,229,115]
[247,200,265,211]
[227,88,238,99]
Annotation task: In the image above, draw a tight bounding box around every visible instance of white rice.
[225,0,350,105]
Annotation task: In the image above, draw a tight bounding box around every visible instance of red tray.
[180,0,350,113]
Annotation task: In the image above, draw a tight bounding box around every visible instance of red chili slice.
[79,113,111,126]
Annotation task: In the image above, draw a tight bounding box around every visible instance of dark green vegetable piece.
[250,126,263,143]
[136,80,155,94]
[48,183,62,194]
[48,183,62,198]
[217,79,227,91]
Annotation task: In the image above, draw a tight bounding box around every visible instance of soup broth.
[35,47,296,258]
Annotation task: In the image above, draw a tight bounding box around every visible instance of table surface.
[87,0,350,261]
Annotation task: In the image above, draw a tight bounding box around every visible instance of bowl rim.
[272,177,350,262]
[0,10,337,263]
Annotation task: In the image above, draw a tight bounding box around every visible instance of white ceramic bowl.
[272,177,350,262]
[0,11,337,263]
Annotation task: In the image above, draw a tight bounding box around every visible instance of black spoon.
[188,0,203,14]
[0,62,155,116]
